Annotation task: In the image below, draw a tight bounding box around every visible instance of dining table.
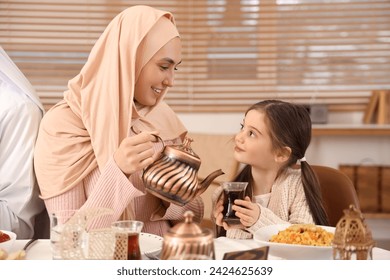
[9,237,390,260]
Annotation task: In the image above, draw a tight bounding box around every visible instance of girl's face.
[134,37,182,106]
[234,109,278,169]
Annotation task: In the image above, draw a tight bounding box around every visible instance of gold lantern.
[333,205,375,260]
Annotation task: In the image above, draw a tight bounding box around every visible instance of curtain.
[1,0,390,112]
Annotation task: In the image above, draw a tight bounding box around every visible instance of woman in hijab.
[0,46,45,238]
[34,5,203,236]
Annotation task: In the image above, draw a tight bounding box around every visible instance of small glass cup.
[50,210,87,260]
[221,182,248,226]
[111,220,144,260]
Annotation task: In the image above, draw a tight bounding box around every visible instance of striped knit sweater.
[44,139,204,237]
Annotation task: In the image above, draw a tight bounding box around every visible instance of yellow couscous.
[269,224,334,246]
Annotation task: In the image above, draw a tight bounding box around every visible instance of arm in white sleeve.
[0,100,44,238]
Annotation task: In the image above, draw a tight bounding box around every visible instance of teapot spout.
[198,169,225,196]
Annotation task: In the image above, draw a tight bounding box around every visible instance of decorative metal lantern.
[333,205,375,260]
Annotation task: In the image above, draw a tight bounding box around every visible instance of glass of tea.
[111,220,144,260]
[221,182,248,226]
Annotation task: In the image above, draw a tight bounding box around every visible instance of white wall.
[307,135,390,168]
[178,112,390,169]
[178,112,244,135]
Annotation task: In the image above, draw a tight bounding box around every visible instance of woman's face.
[134,37,182,106]
[234,109,277,169]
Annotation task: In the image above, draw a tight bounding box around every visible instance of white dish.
[253,224,335,260]
[0,230,17,252]
[139,233,163,256]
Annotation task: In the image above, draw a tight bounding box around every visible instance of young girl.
[213,100,329,239]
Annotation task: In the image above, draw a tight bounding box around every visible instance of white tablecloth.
[214,237,390,260]
[10,237,390,260]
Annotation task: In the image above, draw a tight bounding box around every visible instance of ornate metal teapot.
[142,137,224,206]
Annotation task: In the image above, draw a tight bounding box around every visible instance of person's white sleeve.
[0,101,44,238]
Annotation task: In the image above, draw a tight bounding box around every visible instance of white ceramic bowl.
[253,224,335,260]
[0,230,17,252]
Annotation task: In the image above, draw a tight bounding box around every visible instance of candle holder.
[332,205,375,260]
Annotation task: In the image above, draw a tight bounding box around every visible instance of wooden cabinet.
[339,165,389,213]
[313,124,390,217]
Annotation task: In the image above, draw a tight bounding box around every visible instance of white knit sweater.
[212,168,314,239]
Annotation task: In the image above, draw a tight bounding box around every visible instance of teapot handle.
[130,126,164,148]
[151,134,164,148]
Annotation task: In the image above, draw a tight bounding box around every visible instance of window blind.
[1,0,390,112]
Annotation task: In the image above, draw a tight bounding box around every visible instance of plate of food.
[253,224,335,260]
[139,233,163,256]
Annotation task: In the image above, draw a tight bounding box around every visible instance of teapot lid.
[178,138,198,156]
[167,211,209,237]
[164,137,201,169]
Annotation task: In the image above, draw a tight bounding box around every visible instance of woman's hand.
[231,196,260,227]
[213,195,225,227]
[114,131,159,176]
[213,195,239,230]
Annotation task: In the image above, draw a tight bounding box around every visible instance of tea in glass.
[221,182,248,225]
[112,220,144,260]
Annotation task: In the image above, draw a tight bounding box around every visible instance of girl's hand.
[114,131,159,176]
[231,196,260,227]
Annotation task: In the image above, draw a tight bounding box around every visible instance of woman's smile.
[152,87,163,95]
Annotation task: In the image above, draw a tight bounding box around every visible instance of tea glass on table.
[50,210,87,260]
[221,182,248,226]
[111,220,144,260]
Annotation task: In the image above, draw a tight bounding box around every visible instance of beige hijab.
[34,6,186,199]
